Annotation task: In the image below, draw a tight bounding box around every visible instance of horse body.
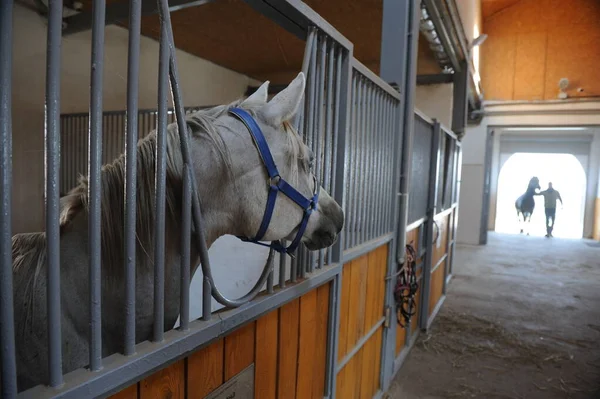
[515,176,540,234]
[11,73,344,392]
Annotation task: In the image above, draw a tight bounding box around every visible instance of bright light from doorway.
[494,153,587,238]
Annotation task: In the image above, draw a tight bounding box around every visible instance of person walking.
[537,182,563,237]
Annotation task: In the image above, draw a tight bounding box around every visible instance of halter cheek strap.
[228,107,319,255]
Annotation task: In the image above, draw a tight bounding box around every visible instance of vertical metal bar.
[325,273,342,398]
[267,267,274,294]
[378,94,387,236]
[153,19,169,343]
[323,42,334,265]
[346,72,357,250]
[180,165,192,331]
[315,35,326,272]
[291,252,297,283]
[351,76,361,249]
[88,0,106,371]
[202,276,212,321]
[279,255,286,288]
[374,92,382,238]
[359,79,368,245]
[45,0,63,385]
[330,48,351,264]
[124,0,142,356]
[0,1,17,395]
[366,85,374,241]
[330,47,342,257]
[385,98,394,233]
[294,27,317,131]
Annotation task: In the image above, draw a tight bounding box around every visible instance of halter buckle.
[268,175,281,187]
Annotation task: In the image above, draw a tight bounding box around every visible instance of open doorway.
[494,153,587,238]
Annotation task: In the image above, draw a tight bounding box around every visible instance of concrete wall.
[457,100,600,244]
[12,3,259,233]
[415,83,454,128]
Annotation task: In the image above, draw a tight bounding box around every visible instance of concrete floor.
[386,232,600,399]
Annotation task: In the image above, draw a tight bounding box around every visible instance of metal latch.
[384,306,392,328]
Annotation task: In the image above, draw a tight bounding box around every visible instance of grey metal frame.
[0,0,467,397]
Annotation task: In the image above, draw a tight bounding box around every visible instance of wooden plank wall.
[108,283,331,399]
[336,244,388,399]
[481,0,600,100]
[395,225,424,356]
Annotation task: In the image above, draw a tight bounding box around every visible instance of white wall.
[12,3,260,233]
[415,83,454,128]
[457,100,600,244]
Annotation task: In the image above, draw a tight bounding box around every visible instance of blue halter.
[228,107,319,255]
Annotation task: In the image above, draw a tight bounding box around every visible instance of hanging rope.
[394,242,419,328]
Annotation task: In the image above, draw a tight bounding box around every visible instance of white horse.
[10,72,344,392]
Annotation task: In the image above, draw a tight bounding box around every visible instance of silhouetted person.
[536,182,563,237]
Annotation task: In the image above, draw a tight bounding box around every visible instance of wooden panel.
[410,275,422,336]
[277,298,300,398]
[480,33,517,101]
[140,360,184,399]
[371,328,383,396]
[224,322,256,381]
[483,0,600,100]
[429,264,446,316]
[545,23,600,99]
[345,256,362,354]
[296,289,319,399]
[432,214,449,268]
[513,33,547,100]
[255,310,278,399]
[312,283,331,399]
[108,384,137,399]
[187,339,224,399]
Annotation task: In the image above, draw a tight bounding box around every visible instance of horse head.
[195,72,344,252]
[528,176,541,192]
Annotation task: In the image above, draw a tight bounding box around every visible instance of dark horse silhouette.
[515,176,541,235]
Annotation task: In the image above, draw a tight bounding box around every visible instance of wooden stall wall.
[108,283,331,399]
[336,244,388,399]
[481,0,600,101]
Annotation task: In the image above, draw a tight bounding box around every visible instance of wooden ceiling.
[481,0,522,20]
[78,0,441,84]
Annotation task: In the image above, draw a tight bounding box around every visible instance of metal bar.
[123,0,142,355]
[0,0,16,396]
[359,78,368,245]
[279,254,286,289]
[88,0,106,371]
[45,0,64,386]
[315,34,327,272]
[452,59,469,135]
[375,92,384,237]
[324,41,335,265]
[324,275,339,397]
[330,47,351,263]
[346,73,357,250]
[22,265,341,399]
[153,19,169,343]
[294,26,317,131]
[180,165,192,331]
[368,84,376,241]
[267,268,274,294]
[351,75,362,249]
[202,276,212,321]
[329,46,341,258]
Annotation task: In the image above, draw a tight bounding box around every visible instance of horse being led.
[515,176,540,235]
[11,72,344,392]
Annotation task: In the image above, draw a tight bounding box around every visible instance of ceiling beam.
[417,73,454,85]
[62,0,213,36]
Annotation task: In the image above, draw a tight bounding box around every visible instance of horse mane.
[53,98,305,279]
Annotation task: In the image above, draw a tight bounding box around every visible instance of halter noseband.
[228,107,319,255]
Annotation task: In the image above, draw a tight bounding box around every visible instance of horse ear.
[241,80,269,107]
[261,72,305,126]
